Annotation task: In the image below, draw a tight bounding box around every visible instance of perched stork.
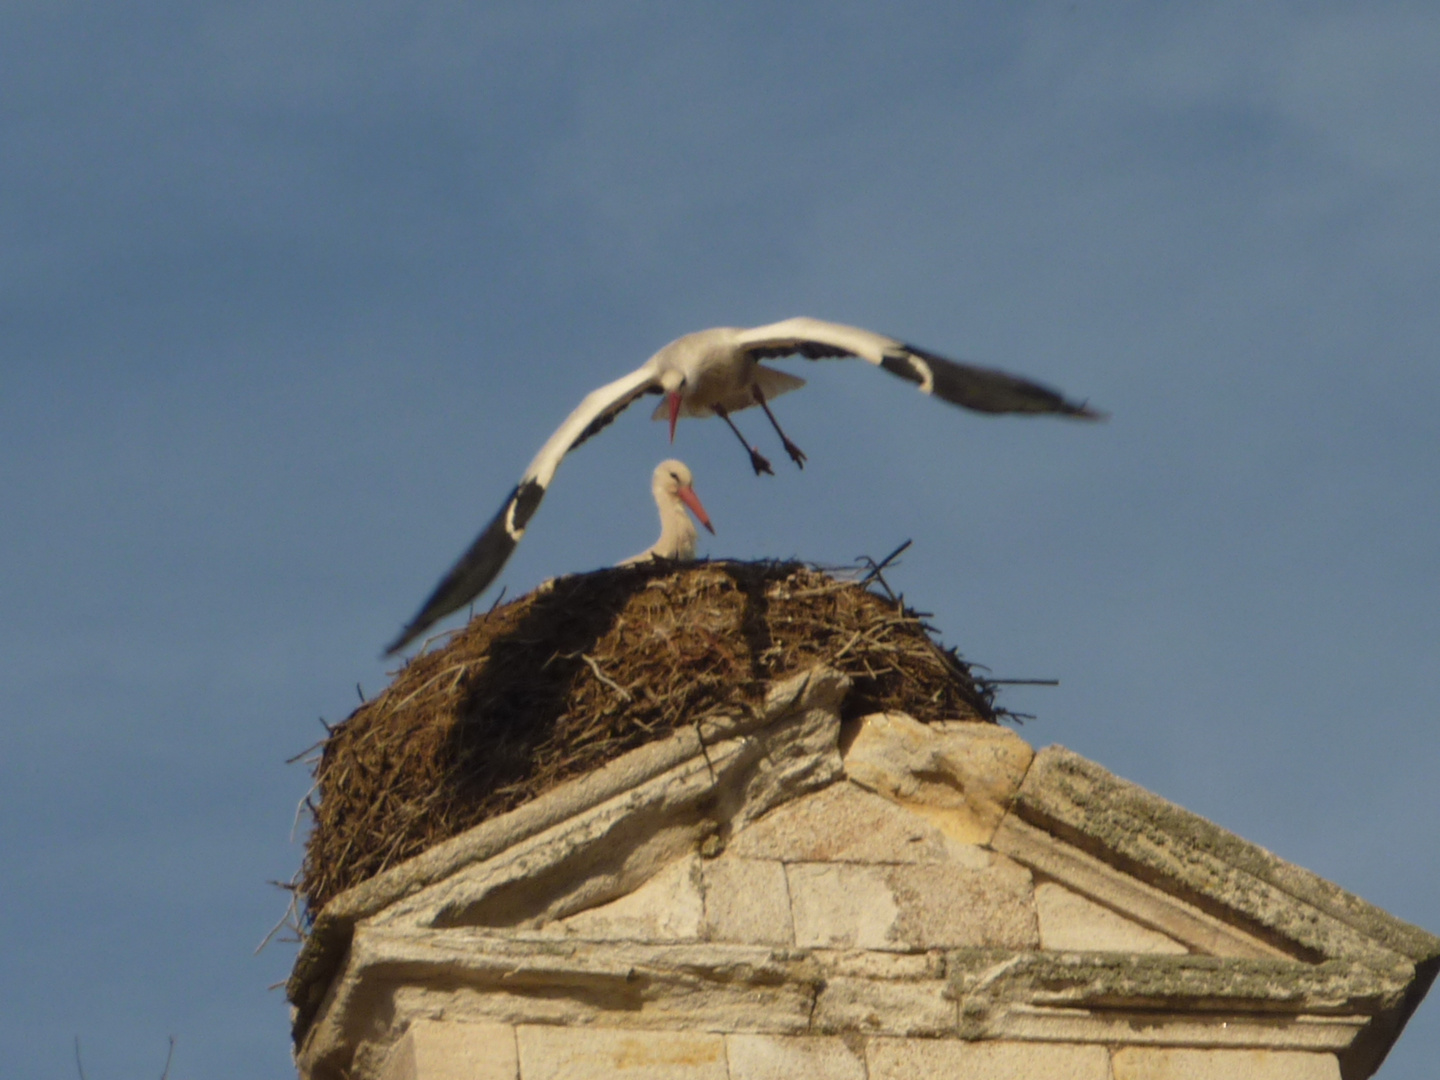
[384,317,1100,654]
[618,459,714,566]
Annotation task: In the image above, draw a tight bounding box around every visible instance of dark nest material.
[300,559,999,918]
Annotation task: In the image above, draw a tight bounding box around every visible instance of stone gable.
[290,667,1437,1080]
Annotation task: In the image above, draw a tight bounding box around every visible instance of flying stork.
[384,316,1101,654]
[618,459,714,566]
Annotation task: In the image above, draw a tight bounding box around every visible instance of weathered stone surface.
[787,863,898,950]
[1035,881,1188,954]
[555,854,704,942]
[378,1021,517,1080]
[728,780,985,865]
[397,780,711,932]
[843,712,1033,845]
[787,857,1038,951]
[811,975,956,1036]
[964,1001,1364,1052]
[993,813,1287,960]
[516,1025,727,1080]
[1111,1047,1342,1080]
[866,1037,1112,1080]
[709,673,851,839]
[1013,747,1440,968]
[701,857,794,946]
[808,949,941,980]
[380,931,819,1029]
[725,1034,866,1080]
[945,950,1411,1021]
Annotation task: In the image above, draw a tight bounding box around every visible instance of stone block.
[378,1021,517,1080]
[866,1037,1112,1079]
[787,858,1037,951]
[728,781,985,865]
[950,998,1363,1051]
[843,713,1033,845]
[811,975,956,1037]
[1111,1047,1342,1080]
[515,1025,727,1080]
[944,950,1376,1051]
[725,1034,867,1080]
[384,938,820,1035]
[1035,881,1187,954]
[701,857,794,945]
[556,854,704,942]
[786,863,898,950]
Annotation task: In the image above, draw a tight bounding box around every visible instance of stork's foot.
[749,448,775,476]
[752,391,806,471]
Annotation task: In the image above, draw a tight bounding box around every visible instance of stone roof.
[289,666,1438,1080]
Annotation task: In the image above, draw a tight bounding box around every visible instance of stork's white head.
[653,458,714,534]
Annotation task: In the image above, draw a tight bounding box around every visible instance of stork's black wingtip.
[382,627,416,658]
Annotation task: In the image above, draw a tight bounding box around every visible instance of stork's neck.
[651,493,699,560]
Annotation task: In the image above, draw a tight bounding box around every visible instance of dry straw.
[300,559,997,917]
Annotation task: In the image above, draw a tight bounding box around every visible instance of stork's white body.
[649,327,806,419]
[384,317,1101,654]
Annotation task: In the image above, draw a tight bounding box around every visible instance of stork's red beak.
[667,390,682,443]
[677,484,715,534]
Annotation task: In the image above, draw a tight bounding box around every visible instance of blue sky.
[3,3,1437,1076]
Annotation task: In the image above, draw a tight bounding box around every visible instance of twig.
[857,539,912,602]
[159,1036,176,1080]
[291,780,320,842]
[255,881,301,954]
[988,678,1060,686]
[375,825,419,875]
[830,629,866,663]
[286,737,326,765]
[859,539,912,586]
[74,1037,86,1080]
[387,661,471,713]
[693,716,718,782]
[785,582,855,599]
[412,623,463,660]
[579,654,633,702]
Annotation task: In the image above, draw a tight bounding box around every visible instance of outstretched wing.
[736,317,1103,418]
[384,365,659,655]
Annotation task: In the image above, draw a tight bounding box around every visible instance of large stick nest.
[300,560,998,917]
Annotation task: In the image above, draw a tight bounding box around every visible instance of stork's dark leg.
[714,405,774,476]
[753,386,807,468]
